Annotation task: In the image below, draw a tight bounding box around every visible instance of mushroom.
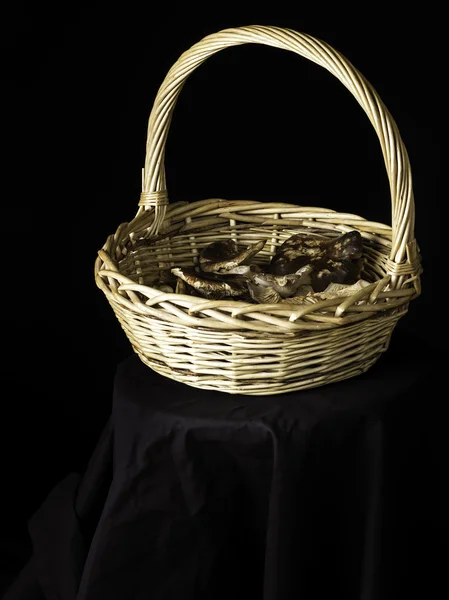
[171,267,249,300]
[268,234,326,275]
[199,239,266,273]
[175,277,190,295]
[247,281,282,304]
[284,279,370,304]
[246,264,314,304]
[309,257,364,292]
[316,279,370,298]
[268,231,363,276]
[326,230,363,260]
[221,264,262,276]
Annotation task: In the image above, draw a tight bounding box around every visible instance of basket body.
[95,26,421,395]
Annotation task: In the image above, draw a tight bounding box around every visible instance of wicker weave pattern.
[95,26,422,395]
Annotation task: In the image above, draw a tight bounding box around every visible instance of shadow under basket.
[95,26,422,395]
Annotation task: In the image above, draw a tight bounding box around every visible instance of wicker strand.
[139,190,169,207]
[384,257,421,277]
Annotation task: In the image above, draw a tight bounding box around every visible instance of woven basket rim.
[95,197,421,333]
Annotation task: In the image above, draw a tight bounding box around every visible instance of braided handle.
[142,25,415,265]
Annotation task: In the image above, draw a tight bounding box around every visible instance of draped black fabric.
[5,334,447,600]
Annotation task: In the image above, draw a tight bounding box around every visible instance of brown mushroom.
[199,239,266,273]
[268,231,363,276]
[171,267,249,300]
[246,264,314,304]
[247,281,282,304]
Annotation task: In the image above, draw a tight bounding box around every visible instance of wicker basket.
[95,26,422,395]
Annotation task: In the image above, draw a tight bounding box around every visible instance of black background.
[1,5,446,592]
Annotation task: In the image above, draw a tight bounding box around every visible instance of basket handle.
[142,25,416,266]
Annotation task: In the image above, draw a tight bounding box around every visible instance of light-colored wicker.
[95,26,422,395]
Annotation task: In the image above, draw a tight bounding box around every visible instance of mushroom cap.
[171,267,249,300]
[325,231,363,260]
[309,257,364,292]
[268,231,363,276]
[199,239,266,273]
[268,234,325,275]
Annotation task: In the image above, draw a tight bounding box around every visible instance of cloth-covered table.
[5,332,447,600]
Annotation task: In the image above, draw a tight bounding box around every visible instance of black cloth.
[4,332,447,600]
